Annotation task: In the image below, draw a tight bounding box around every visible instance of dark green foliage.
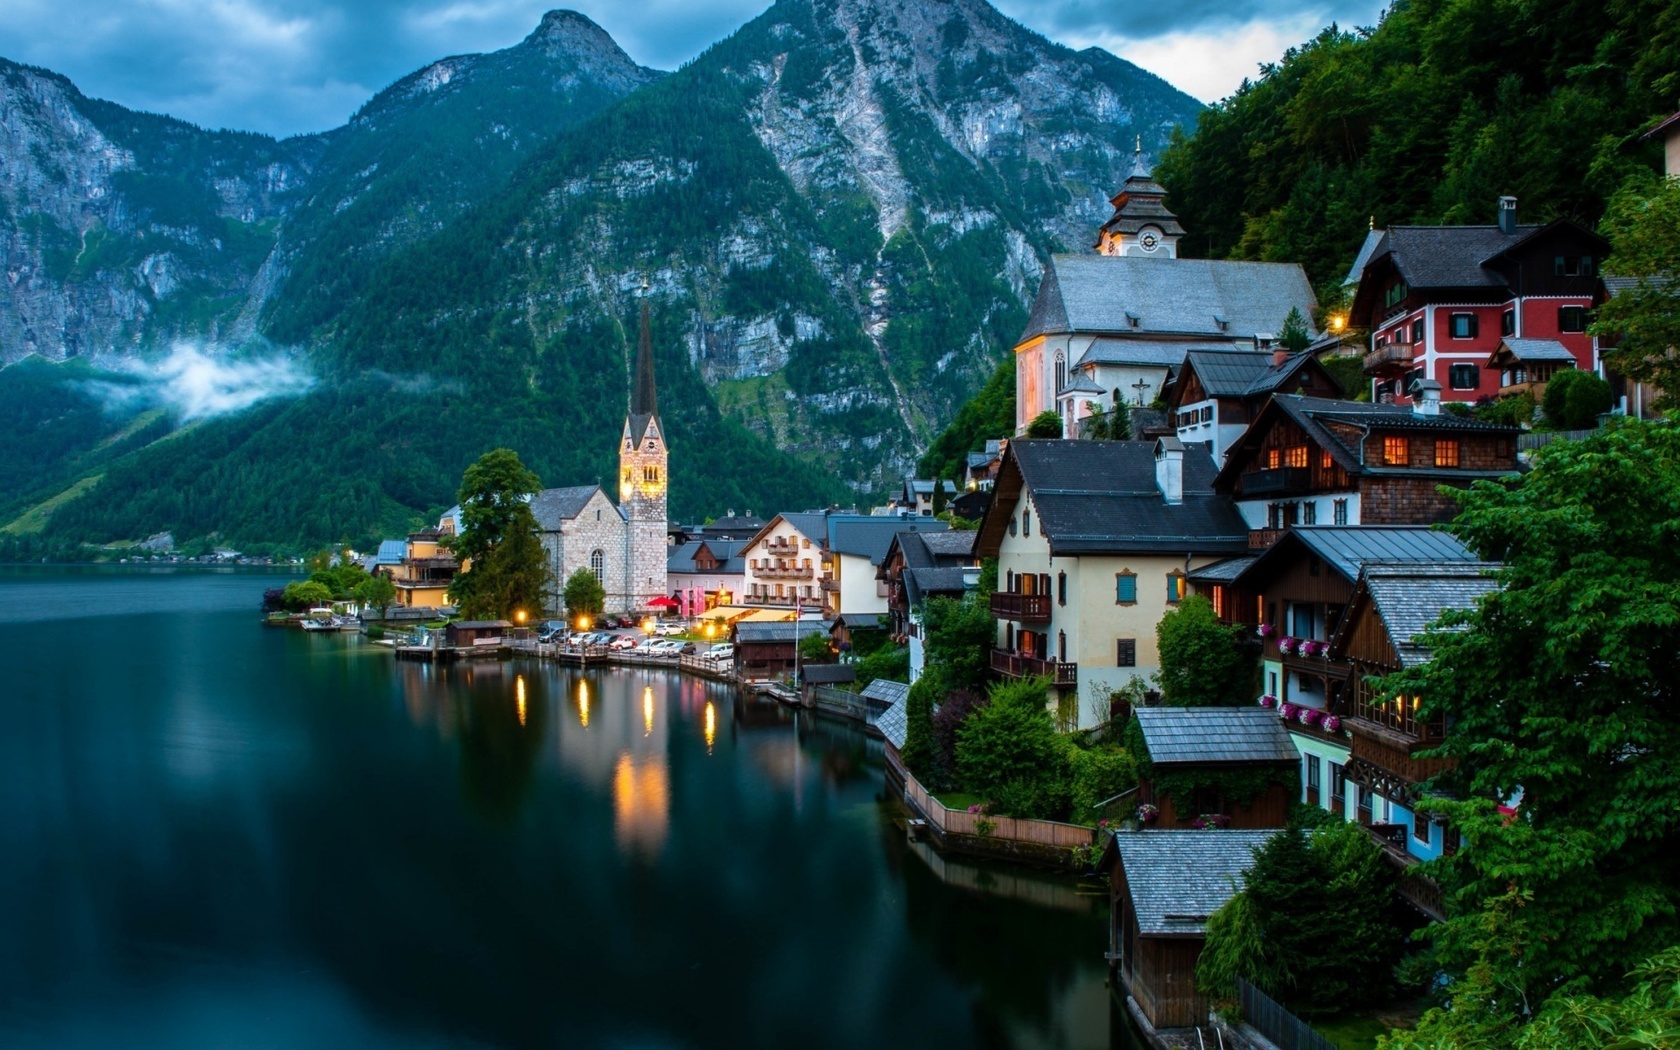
[353,574,397,615]
[955,676,1069,820]
[1320,355,1369,401]
[921,593,997,695]
[1475,390,1536,428]
[853,643,909,688]
[900,670,941,782]
[448,449,552,620]
[1540,367,1613,430]
[930,688,987,788]
[1382,421,1680,1006]
[1155,2,1680,299]
[1067,745,1137,818]
[1595,174,1680,409]
[918,359,1016,482]
[797,631,832,664]
[1080,402,1130,441]
[1213,820,1408,1015]
[931,478,949,516]
[1156,595,1258,706]
[1279,307,1312,352]
[563,568,605,618]
[1025,411,1063,438]
[281,580,333,609]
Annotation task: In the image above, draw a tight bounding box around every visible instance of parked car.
[675,642,697,655]
[704,643,734,662]
[655,623,684,637]
[598,616,621,629]
[609,635,639,650]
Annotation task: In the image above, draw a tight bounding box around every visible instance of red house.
[1350,197,1609,406]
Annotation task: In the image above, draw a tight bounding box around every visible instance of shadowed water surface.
[0,567,1139,1048]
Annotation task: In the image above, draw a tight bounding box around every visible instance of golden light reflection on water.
[611,750,669,855]
[642,686,654,737]
[704,701,716,751]
[516,675,527,726]
[577,679,590,728]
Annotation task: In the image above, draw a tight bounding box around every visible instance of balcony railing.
[820,578,840,592]
[1363,343,1414,375]
[1239,466,1311,497]
[1364,824,1445,920]
[762,539,801,555]
[989,591,1052,621]
[1352,698,1446,743]
[1248,528,1285,549]
[756,564,814,579]
[990,648,1078,686]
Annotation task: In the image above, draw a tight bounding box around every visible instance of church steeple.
[619,294,668,614]
[630,299,659,437]
[1095,139,1186,258]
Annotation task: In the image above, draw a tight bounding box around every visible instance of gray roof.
[1238,526,1477,586]
[920,531,978,558]
[1180,349,1332,399]
[449,620,513,630]
[702,514,767,537]
[905,566,975,605]
[1110,830,1277,936]
[860,679,910,707]
[667,538,746,575]
[1075,338,1220,369]
[1022,254,1318,344]
[734,620,834,644]
[987,440,1250,556]
[873,692,909,749]
[1186,556,1255,584]
[1135,707,1299,766]
[1496,337,1577,363]
[1342,228,1387,289]
[1058,372,1108,396]
[828,515,948,566]
[530,485,613,529]
[1377,225,1543,289]
[801,664,856,684]
[1361,563,1500,667]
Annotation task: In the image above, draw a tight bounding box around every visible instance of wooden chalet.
[1162,348,1343,463]
[1213,393,1519,541]
[731,619,833,681]
[1100,829,1277,1030]
[1329,562,1499,919]
[444,620,512,648]
[1485,337,1579,401]
[878,529,978,643]
[1133,707,1298,829]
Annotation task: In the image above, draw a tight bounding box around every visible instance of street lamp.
[514,609,527,625]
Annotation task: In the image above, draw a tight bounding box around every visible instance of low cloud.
[80,343,315,421]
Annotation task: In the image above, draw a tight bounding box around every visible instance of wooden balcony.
[1363,343,1414,376]
[1364,823,1445,921]
[1239,466,1312,497]
[989,591,1052,622]
[990,648,1078,686]
[762,539,802,556]
[1248,528,1285,549]
[1351,698,1446,744]
[755,563,814,579]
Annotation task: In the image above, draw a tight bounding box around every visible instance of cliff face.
[0,3,1203,544]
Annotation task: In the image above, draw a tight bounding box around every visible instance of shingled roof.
[1107,830,1278,936]
[734,620,834,644]
[873,691,909,749]
[1021,255,1318,344]
[978,440,1250,557]
[530,485,615,529]
[1356,563,1501,667]
[1234,526,1477,588]
[829,516,948,566]
[1491,337,1576,363]
[1179,349,1340,399]
[1135,707,1299,766]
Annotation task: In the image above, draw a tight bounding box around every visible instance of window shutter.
[1116,573,1137,604]
[1116,638,1136,667]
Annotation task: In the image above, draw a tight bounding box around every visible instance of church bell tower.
[619,300,669,612]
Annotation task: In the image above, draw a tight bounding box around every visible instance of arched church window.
[590,549,604,582]
[1054,353,1066,393]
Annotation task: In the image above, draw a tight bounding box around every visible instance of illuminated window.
[590,549,605,582]
[1383,437,1410,465]
[1166,572,1186,604]
[1320,449,1333,470]
[1435,439,1461,467]
[1211,585,1226,619]
[1266,448,1281,469]
[1286,445,1308,468]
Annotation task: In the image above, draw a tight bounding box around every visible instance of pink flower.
[1258,694,1278,708]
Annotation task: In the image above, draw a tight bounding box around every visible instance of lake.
[0,566,1139,1048]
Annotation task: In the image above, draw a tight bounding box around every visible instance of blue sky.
[0,0,1388,138]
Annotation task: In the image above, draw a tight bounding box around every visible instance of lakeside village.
[270,123,1680,1050]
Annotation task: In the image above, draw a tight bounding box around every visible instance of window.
[1008,517,1017,537]
[1306,754,1321,804]
[589,549,605,583]
[1330,762,1347,805]
[1285,445,1308,468]
[1414,806,1431,844]
[1022,510,1031,537]
[1320,449,1333,470]
[1211,584,1226,619]
[1559,306,1587,333]
[1202,406,1214,423]
[1444,826,1461,856]
[1449,363,1480,390]
[1435,439,1461,467]
[1383,436,1410,465]
[1502,309,1516,336]
[1384,281,1408,308]
[1410,318,1425,344]
[1266,448,1280,469]
[1333,498,1349,525]
[1054,353,1066,394]
[1302,501,1317,525]
[1357,786,1374,823]
[1057,571,1067,606]
[1166,572,1186,604]
[1555,255,1593,277]
[1115,572,1137,605]
[1449,313,1478,339]
[1116,638,1137,667]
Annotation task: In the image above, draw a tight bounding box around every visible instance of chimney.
[1154,437,1185,505]
[1272,348,1289,368]
[1411,378,1442,416]
[1497,196,1518,235]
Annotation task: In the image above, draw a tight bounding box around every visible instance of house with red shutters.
[1349,197,1609,406]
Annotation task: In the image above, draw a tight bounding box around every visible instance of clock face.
[1140,231,1160,253]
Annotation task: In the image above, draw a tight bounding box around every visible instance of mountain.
[0,0,1203,549]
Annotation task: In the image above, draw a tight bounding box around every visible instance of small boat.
[300,617,338,632]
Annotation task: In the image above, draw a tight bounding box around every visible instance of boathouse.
[1101,829,1276,1030]
[444,620,513,648]
[732,620,833,681]
[1134,707,1299,829]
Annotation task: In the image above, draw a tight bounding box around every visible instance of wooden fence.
[1237,978,1337,1050]
[905,774,1095,850]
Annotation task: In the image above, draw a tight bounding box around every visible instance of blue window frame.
[1115,573,1137,604]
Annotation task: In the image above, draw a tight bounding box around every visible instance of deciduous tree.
[1156,595,1257,706]
[1595,173,1680,409]
[563,567,605,619]
[448,449,551,620]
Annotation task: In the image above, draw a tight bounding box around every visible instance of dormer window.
[1213,316,1229,333]
[1125,312,1140,329]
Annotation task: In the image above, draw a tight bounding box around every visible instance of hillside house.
[978,439,1250,730]
[1161,348,1344,463]
[879,529,979,682]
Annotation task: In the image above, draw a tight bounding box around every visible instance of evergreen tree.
[931,478,948,516]
[1279,307,1311,353]
[448,449,552,620]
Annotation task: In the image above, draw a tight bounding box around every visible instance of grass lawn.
[1315,1015,1397,1050]
[932,792,984,812]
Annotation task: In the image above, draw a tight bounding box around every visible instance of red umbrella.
[646,596,680,608]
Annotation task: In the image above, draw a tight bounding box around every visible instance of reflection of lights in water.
[643,686,654,736]
[704,701,716,751]
[612,750,669,855]
[516,674,527,726]
[577,679,590,728]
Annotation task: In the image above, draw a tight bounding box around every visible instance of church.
[529,303,669,617]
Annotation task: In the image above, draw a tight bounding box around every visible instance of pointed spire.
[631,297,658,425]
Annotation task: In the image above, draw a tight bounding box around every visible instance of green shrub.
[956,676,1069,820]
[1541,368,1612,430]
[853,643,908,687]
[1068,744,1139,818]
[1157,595,1257,706]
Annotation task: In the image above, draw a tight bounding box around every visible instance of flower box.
[1279,702,1299,720]
[1298,707,1323,726]
[1191,813,1232,830]
[1258,694,1278,709]
[1257,624,1277,638]
[1136,804,1159,824]
[1302,639,1327,658]
[1278,636,1300,656]
[1322,714,1342,733]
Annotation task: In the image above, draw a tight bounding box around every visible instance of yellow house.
[976,438,1251,730]
[389,526,461,610]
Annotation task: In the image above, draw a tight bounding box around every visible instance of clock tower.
[619,300,668,612]
[1095,138,1185,258]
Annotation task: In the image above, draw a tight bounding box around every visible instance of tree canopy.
[1156,595,1258,706]
[563,567,605,619]
[1594,173,1680,409]
[447,449,552,619]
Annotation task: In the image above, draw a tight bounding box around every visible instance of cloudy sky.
[0,0,1387,139]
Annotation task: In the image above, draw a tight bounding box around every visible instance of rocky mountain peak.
[522,10,648,77]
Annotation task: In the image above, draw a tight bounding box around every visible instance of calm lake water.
[0,566,1138,1049]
